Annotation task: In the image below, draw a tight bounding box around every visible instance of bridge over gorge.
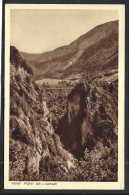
[43,87,73,90]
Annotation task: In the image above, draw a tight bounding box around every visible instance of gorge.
[9,20,118,181]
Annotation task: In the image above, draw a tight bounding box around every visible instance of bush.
[25,75,31,84]
[10,101,20,117]
[34,83,40,91]
[15,74,21,83]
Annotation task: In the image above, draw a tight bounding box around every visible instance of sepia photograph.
[4,4,125,190]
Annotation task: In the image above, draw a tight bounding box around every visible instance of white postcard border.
[4,4,125,190]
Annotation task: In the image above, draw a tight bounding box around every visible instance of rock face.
[20,20,118,80]
[9,46,74,181]
[57,69,118,158]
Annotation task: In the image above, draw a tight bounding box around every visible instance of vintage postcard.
[4,4,125,190]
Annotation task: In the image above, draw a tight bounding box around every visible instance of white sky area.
[10,9,118,53]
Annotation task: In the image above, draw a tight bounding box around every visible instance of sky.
[10,9,118,53]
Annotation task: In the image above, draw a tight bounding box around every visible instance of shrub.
[25,75,31,84]
[10,101,20,117]
[34,83,40,91]
[15,74,21,83]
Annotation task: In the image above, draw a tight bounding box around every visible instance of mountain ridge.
[20,20,118,80]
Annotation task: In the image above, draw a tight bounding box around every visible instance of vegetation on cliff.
[10,46,74,181]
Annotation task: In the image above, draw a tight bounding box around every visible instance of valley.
[9,19,118,182]
[20,20,118,81]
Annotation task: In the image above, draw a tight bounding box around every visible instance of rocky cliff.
[9,46,74,181]
[57,69,118,159]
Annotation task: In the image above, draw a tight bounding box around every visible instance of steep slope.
[20,20,118,80]
[9,46,74,181]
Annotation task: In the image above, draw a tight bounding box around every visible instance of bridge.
[43,87,73,90]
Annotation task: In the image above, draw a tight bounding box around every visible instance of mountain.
[20,20,118,80]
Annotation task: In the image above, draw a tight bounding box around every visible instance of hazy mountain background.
[20,20,118,80]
